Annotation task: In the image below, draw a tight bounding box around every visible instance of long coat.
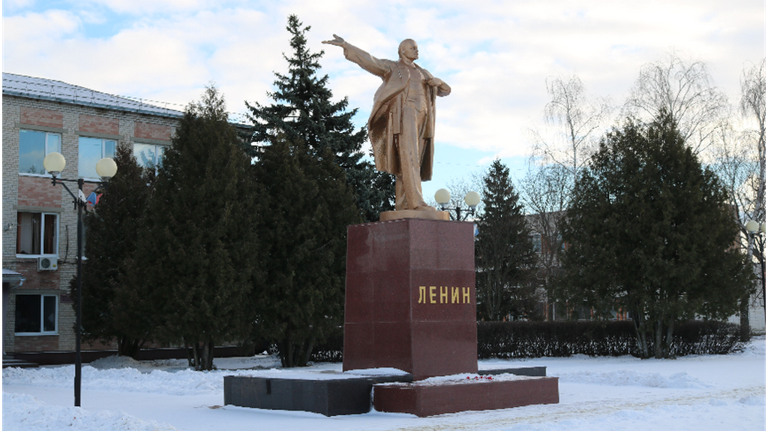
[343,43,451,181]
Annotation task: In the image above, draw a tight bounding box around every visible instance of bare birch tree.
[706,59,765,340]
[624,52,729,156]
[518,163,570,318]
[531,75,612,188]
[525,76,611,320]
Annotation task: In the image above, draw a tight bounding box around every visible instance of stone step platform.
[224,370,412,416]
[223,366,550,417]
[373,375,559,417]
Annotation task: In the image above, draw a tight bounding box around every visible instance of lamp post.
[742,219,766,341]
[434,188,481,221]
[43,152,117,407]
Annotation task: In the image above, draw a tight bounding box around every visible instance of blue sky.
[3,0,764,200]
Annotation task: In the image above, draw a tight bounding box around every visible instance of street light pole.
[75,177,84,407]
[43,153,117,407]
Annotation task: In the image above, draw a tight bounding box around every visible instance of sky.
[3,0,765,200]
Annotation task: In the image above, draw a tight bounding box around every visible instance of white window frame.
[18,129,62,176]
[14,293,59,336]
[133,142,166,173]
[16,212,59,258]
[79,136,116,180]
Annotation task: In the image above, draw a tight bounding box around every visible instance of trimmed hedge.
[477,320,744,359]
[309,333,344,362]
[305,320,744,362]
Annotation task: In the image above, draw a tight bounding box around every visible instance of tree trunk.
[740,295,751,342]
[631,311,649,358]
[185,341,194,368]
[117,336,142,358]
[201,340,214,371]
[300,338,315,366]
[654,318,663,359]
[193,342,201,371]
[664,319,675,358]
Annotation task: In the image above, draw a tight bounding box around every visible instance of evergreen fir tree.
[556,112,754,358]
[124,86,262,370]
[245,14,394,222]
[253,135,361,367]
[475,160,539,321]
[71,144,155,358]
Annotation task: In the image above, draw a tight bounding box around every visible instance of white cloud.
[2,0,764,159]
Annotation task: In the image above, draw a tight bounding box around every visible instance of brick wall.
[13,261,61,291]
[14,335,59,352]
[17,176,62,208]
[3,94,179,354]
[79,114,119,135]
[20,106,64,128]
[135,121,173,141]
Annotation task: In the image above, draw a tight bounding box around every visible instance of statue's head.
[398,39,419,61]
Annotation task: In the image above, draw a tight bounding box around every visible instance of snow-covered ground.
[3,338,765,431]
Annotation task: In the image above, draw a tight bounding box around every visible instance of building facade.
[2,73,183,355]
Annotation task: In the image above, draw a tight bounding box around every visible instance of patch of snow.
[89,355,144,370]
[378,373,530,386]
[215,354,282,370]
[3,337,764,431]
[554,370,709,388]
[738,336,766,357]
[739,395,766,406]
[343,367,409,376]
[2,392,178,431]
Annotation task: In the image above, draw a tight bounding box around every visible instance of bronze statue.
[323,35,451,212]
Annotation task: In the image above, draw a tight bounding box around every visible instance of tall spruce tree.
[556,112,753,358]
[71,144,155,358]
[245,14,394,222]
[475,160,539,321]
[253,135,360,367]
[124,86,262,370]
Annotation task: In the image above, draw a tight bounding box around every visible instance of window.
[79,137,116,179]
[134,143,166,171]
[532,234,542,254]
[15,294,58,334]
[19,130,61,175]
[17,212,58,256]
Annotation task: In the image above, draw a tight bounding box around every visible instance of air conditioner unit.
[37,256,58,271]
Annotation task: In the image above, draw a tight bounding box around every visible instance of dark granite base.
[223,373,411,416]
[223,367,550,416]
[373,376,560,417]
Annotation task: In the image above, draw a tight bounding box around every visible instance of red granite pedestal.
[343,218,559,416]
[373,377,560,417]
[344,218,478,380]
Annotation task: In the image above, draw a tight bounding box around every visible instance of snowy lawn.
[3,337,765,431]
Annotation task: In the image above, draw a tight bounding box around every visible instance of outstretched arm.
[323,34,390,77]
[322,34,347,47]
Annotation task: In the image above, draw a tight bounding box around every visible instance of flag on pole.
[87,192,100,206]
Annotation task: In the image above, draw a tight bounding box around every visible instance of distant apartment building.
[2,72,183,357]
